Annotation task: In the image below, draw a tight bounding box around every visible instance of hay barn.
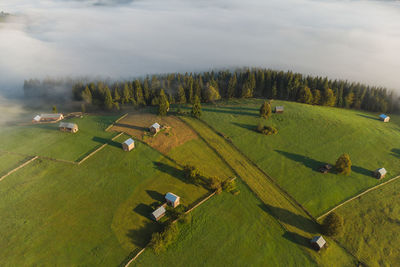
[151,206,166,221]
[310,236,326,251]
[122,138,135,151]
[374,168,387,179]
[379,114,390,122]
[38,113,64,122]
[149,123,161,134]
[275,106,284,113]
[59,122,78,133]
[165,192,180,208]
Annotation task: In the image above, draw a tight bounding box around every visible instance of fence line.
[317,175,400,221]
[105,113,128,132]
[0,156,39,182]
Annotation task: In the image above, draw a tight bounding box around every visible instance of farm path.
[180,116,358,266]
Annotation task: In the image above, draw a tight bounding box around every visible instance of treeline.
[24,69,399,113]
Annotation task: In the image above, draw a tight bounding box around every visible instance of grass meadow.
[0,151,30,176]
[0,115,119,162]
[0,134,209,266]
[134,180,318,266]
[194,99,400,216]
[335,178,400,266]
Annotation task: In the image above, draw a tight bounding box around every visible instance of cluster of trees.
[23,69,399,114]
[183,164,223,193]
[44,68,399,114]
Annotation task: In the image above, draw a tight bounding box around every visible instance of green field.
[135,180,317,266]
[335,178,400,266]
[0,152,30,176]
[194,99,400,216]
[0,115,119,162]
[0,133,210,266]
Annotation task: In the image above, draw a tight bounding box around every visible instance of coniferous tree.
[113,87,121,103]
[177,85,186,104]
[143,77,150,104]
[158,89,169,116]
[298,86,313,104]
[312,89,321,105]
[82,85,92,104]
[122,83,131,104]
[134,80,146,106]
[227,74,237,99]
[191,96,202,118]
[52,105,58,113]
[104,86,113,110]
[323,88,336,106]
[259,101,271,119]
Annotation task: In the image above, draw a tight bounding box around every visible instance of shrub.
[322,212,343,236]
[335,153,352,175]
[149,223,180,254]
[222,179,238,194]
[207,176,222,194]
[183,164,201,184]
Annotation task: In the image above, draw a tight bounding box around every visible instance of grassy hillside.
[134,180,317,266]
[335,178,400,266]
[0,115,119,162]
[0,152,30,176]
[0,136,208,266]
[195,99,400,216]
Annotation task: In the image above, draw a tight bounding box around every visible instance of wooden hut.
[39,113,64,122]
[275,106,284,113]
[59,122,78,133]
[151,206,166,221]
[122,138,135,152]
[310,236,326,251]
[165,192,180,208]
[32,115,41,123]
[149,123,161,134]
[379,114,390,122]
[374,168,387,179]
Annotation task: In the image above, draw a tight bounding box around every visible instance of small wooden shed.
[149,123,161,134]
[122,138,135,152]
[151,206,166,221]
[59,122,78,133]
[374,168,387,179]
[32,115,41,123]
[165,192,180,208]
[40,113,64,122]
[379,114,390,122]
[310,236,326,251]
[275,106,284,113]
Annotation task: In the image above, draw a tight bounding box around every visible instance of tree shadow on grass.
[126,221,161,247]
[152,161,192,185]
[231,122,257,132]
[275,150,326,172]
[258,204,318,234]
[282,231,311,248]
[217,106,259,112]
[133,203,153,218]
[357,114,379,121]
[202,107,257,117]
[146,190,165,202]
[352,165,372,176]
[114,123,147,132]
[390,148,400,159]
[92,136,121,148]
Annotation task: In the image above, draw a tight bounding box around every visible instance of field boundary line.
[106,113,128,132]
[77,132,124,165]
[196,117,317,221]
[123,190,217,267]
[317,175,400,221]
[0,156,39,182]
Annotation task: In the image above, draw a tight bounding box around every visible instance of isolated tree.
[259,101,271,119]
[191,96,202,118]
[158,89,170,116]
[335,153,352,175]
[104,86,113,110]
[298,86,313,104]
[52,105,58,113]
[322,212,343,236]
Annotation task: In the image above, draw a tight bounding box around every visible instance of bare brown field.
[111,113,198,154]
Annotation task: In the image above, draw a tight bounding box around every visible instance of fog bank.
[1,0,400,93]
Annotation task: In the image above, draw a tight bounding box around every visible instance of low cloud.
[1,0,400,94]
